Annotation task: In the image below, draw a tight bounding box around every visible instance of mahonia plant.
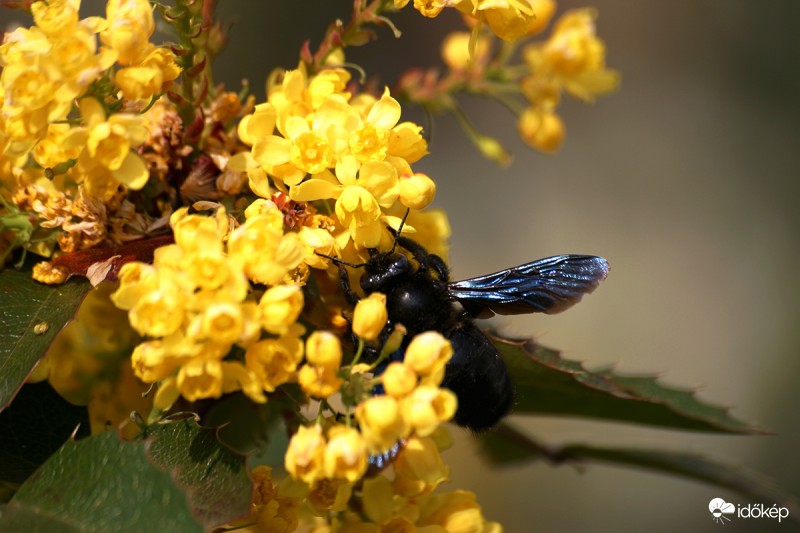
[0,0,621,531]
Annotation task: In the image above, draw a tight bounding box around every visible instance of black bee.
[333,229,608,431]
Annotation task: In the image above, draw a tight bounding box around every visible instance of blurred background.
[6,1,800,531]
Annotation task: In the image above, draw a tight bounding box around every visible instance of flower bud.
[355,395,408,453]
[382,362,418,398]
[285,425,326,484]
[352,292,388,341]
[403,331,452,376]
[305,331,343,369]
[399,173,436,210]
[517,108,565,154]
[324,425,368,482]
[401,385,458,436]
[258,284,304,334]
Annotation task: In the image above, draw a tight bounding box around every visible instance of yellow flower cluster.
[0,0,178,167]
[110,204,311,409]
[231,65,435,251]
[0,0,180,263]
[518,8,620,152]
[102,0,181,102]
[399,0,554,43]
[247,434,500,532]
[286,327,456,478]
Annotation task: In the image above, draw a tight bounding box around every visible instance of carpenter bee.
[332,226,608,431]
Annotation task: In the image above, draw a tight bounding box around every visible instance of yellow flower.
[403,332,452,382]
[441,32,490,71]
[307,478,352,512]
[298,363,343,399]
[334,186,383,248]
[130,339,179,383]
[115,47,180,101]
[251,465,301,533]
[177,357,224,401]
[63,98,150,190]
[387,122,428,163]
[517,107,565,153]
[221,361,266,403]
[285,425,327,484]
[524,9,620,102]
[355,395,408,453]
[30,0,80,37]
[324,425,368,482]
[405,209,451,262]
[102,0,156,65]
[198,300,244,345]
[401,385,457,436]
[361,476,397,525]
[258,285,304,335]
[392,436,450,497]
[32,123,83,169]
[237,103,277,146]
[352,292,388,341]
[417,490,500,532]
[245,325,305,392]
[298,225,336,269]
[228,213,306,286]
[398,172,436,210]
[382,362,418,398]
[128,286,186,337]
[413,0,446,18]
[456,0,538,42]
[305,331,343,369]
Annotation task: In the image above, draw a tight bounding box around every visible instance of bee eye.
[389,254,409,274]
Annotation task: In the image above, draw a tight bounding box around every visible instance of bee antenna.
[314,252,366,269]
[390,209,410,254]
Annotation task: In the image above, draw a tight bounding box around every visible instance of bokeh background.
[5,1,800,531]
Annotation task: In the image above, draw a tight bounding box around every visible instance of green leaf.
[493,334,758,434]
[0,269,92,410]
[1,429,201,532]
[0,381,89,485]
[478,423,799,519]
[145,417,252,527]
[0,419,252,532]
[203,386,299,462]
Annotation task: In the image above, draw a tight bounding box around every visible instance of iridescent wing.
[448,255,609,317]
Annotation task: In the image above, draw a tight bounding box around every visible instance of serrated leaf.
[0,269,92,411]
[0,419,253,532]
[478,423,799,519]
[203,386,298,459]
[0,381,89,485]
[493,334,757,434]
[0,429,201,532]
[145,418,252,528]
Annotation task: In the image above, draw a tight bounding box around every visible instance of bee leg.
[336,262,361,305]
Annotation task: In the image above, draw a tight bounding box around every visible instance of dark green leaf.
[494,334,758,434]
[478,423,799,519]
[203,387,298,460]
[0,418,253,532]
[1,429,201,532]
[0,268,92,410]
[145,417,252,528]
[0,381,89,485]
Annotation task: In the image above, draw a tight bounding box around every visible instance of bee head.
[360,252,410,293]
